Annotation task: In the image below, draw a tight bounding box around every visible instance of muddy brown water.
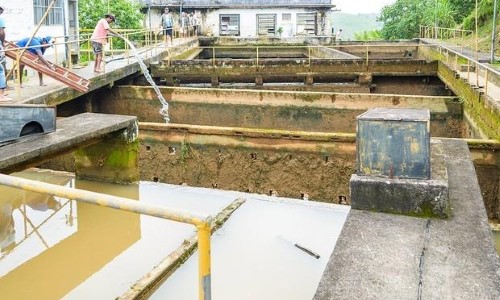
[0,168,350,300]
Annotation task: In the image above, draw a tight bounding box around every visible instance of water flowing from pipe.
[115,34,170,123]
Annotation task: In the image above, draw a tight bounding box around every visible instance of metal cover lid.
[357,107,430,122]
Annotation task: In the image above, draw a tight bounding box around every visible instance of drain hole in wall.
[153,177,159,182]
[168,147,176,155]
[250,153,257,160]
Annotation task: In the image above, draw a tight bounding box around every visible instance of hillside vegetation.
[378,0,499,56]
[331,13,383,41]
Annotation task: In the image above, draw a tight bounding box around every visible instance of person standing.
[192,12,200,36]
[90,14,118,73]
[0,5,10,101]
[335,28,342,44]
[16,36,55,87]
[179,12,188,38]
[188,12,193,36]
[160,7,173,45]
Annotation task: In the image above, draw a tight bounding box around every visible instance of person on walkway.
[160,7,173,45]
[0,5,11,99]
[179,12,189,37]
[16,36,55,87]
[336,28,342,44]
[90,14,118,73]
[192,12,200,36]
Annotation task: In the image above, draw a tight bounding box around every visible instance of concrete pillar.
[255,75,263,86]
[84,95,93,113]
[166,77,175,86]
[74,120,139,184]
[497,177,500,219]
[358,73,373,86]
[211,76,219,87]
[305,75,314,86]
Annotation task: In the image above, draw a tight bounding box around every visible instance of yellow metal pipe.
[0,173,210,227]
[0,172,213,299]
[197,223,212,300]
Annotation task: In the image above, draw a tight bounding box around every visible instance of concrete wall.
[94,86,463,138]
[40,125,500,220]
[139,124,355,203]
[419,45,500,140]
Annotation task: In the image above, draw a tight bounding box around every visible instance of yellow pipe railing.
[419,25,473,41]
[0,173,212,300]
[6,26,500,105]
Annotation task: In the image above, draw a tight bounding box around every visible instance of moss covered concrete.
[420,46,500,140]
[75,122,139,184]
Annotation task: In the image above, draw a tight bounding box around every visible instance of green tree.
[423,0,456,29]
[379,0,430,39]
[449,0,475,23]
[78,0,143,30]
[379,0,456,40]
[354,30,382,41]
[463,0,495,30]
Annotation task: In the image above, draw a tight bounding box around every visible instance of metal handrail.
[0,173,212,300]
[419,25,473,40]
[426,42,500,77]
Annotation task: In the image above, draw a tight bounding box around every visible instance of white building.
[140,0,335,38]
[0,0,80,64]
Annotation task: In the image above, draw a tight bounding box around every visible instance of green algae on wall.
[420,46,500,140]
[75,124,140,184]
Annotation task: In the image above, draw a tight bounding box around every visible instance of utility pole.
[476,0,479,87]
[476,0,478,61]
[491,0,498,62]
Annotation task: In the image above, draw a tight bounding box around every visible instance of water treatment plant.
[0,32,499,299]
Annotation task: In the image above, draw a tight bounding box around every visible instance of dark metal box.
[356,107,430,180]
[0,105,56,145]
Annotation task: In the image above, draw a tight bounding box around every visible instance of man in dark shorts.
[90,14,118,73]
[160,7,173,45]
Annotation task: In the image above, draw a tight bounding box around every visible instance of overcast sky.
[334,0,396,14]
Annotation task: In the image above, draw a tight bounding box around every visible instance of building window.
[33,0,64,26]
[257,14,276,36]
[296,13,316,36]
[220,14,240,36]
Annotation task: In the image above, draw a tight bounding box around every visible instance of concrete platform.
[0,113,137,173]
[1,37,196,106]
[314,138,500,299]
